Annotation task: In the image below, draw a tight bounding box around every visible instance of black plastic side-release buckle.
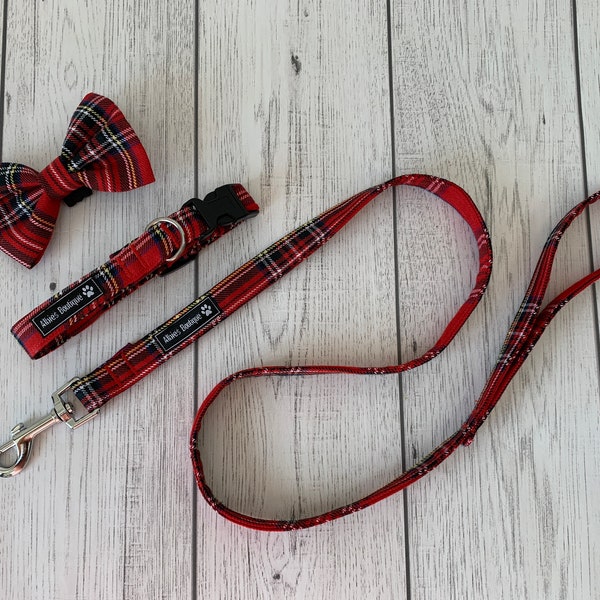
[184,184,256,241]
[160,185,257,276]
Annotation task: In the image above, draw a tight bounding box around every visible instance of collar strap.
[11,184,258,359]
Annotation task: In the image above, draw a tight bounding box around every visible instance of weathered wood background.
[0,1,598,598]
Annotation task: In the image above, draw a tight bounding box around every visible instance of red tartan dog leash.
[2,174,600,532]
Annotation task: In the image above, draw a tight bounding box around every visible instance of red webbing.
[12,185,259,359]
[70,174,600,530]
[190,183,600,530]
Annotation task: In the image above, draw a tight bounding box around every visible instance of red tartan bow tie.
[0,93,155,268]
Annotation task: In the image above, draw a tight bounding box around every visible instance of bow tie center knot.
[39,156,91,206]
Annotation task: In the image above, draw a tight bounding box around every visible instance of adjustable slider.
[185,184,257,241]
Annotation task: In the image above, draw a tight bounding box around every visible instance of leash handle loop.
[189,185,600,530]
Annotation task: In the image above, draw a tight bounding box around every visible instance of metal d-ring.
[145,217,187,263]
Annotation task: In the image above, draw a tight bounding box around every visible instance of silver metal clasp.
[0,378,99,478]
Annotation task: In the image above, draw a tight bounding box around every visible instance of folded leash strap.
[7,174,600,531]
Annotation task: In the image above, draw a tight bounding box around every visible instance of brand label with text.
[155,297,221,352]
[32,278,104,337]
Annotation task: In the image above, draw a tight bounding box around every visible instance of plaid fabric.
[12,184,259,359]
[0,93,155,268]
[189,184,600,531]
[69,174,496,529]
[56,175,600,530]
[459,189,600,445]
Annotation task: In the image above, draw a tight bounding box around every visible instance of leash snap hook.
[0,378,99,478]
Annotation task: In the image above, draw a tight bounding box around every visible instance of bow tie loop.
[0,93,155,268]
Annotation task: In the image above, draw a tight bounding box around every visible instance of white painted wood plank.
[392,1,600,598]
[194,1,408,598]
[577,0,600,195]
[0,2,196,599]
[577,0,600,590]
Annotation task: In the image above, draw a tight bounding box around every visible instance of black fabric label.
[155,296,221,353]
[32,278,104,337]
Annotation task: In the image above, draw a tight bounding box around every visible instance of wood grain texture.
[577,0,600,593]
[0,1,599,599]
[0,1,196,599]
[577,0,600,195]
[194,1,408,598]
[392,1,600,598]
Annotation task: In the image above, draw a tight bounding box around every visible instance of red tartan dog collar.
[2,174,600,532]
[12,183,258,358]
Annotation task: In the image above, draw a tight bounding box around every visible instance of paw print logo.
[81,285,95,298]
[200,303,213,317]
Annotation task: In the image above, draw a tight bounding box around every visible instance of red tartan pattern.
[68,175,600,530]
[69,175,487,521]
[190,184,600,531]
[459,189,600,445]
[0,93,155,268]
[11,184,259,359]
